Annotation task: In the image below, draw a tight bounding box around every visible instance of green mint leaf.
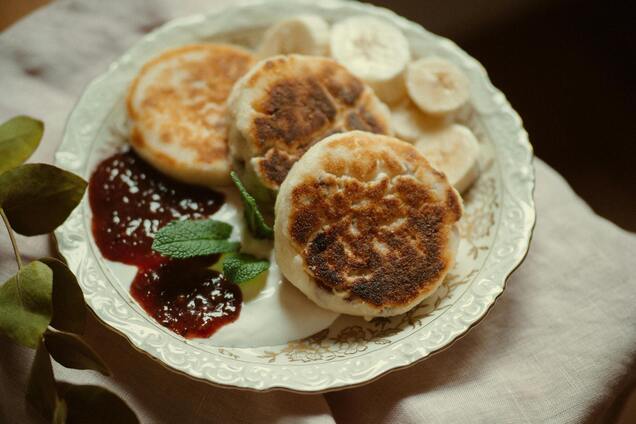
[44,330,110,376]
[0,116,43,175]
[0,164,87,236]
[57,383,139,424]
[40,257,86,334]
[152,219,239,259]
[27,341,67,422]
[0,260,53,348]
[221,253,270,284]
[230,171,274,239]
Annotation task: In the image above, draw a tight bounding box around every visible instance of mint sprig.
[214,253,270,284]
[151,219,239,259]
[230,171,274,240]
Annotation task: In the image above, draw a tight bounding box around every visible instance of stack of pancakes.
[126,39,464,318]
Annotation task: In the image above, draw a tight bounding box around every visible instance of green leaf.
[0,164,87,236]
[40,257,86,333]
[0,116,43,175]
[231,171,274,239]
[0,260,52,348]
[44,330,110,375]
[220,252,270,284]
[152,219,239,259]
[57,383,139,424]
[26,341,67,422]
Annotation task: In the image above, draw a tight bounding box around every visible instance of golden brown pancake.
[275,131,463,317]
[226,54,392,202]
[127,44,254,186]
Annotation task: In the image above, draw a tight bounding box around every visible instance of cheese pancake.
[127,44,254,186]
[275,131,463,317]
[227,54,392,203]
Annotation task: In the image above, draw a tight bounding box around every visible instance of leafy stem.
[0,115,138,421]
[1,207,22,269]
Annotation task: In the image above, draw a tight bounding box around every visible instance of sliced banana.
[258,15,330,58]
[390,99,448,143]
[414,124,480,193]
[406,57,470,115]
[330,16,410,104]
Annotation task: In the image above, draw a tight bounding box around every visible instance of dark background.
[369,0,635,231]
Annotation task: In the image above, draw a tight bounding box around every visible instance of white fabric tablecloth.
[1,1,635,423]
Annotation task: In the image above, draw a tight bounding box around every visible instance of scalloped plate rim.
[54,0,535,392]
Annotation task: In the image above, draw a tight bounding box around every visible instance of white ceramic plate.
[55,0,535,392]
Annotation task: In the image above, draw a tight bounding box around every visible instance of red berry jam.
[130,255,241,338]
[88,149,241,338]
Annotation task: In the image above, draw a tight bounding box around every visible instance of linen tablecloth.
[1,1,635,422]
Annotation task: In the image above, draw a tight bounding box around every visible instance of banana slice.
[330,16,410,104]
[391,99,448,143]
[406,57,470,115]
[414,124,480,193]
[258,15,330,58]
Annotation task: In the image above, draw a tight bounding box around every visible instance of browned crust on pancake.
[244,56,390,190]
[127,44,254,166]
[130,126,146,148]
[254,78,337,150]
[287,136,461,308]
[255,149,299,188]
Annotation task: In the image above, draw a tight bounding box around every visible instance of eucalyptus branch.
[1,207,23,269]
[0,115,137,422]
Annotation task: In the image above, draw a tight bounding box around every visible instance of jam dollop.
[130,255,241,338]
[88,149,241,338]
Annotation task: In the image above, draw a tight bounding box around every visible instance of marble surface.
[1,1,635,423]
